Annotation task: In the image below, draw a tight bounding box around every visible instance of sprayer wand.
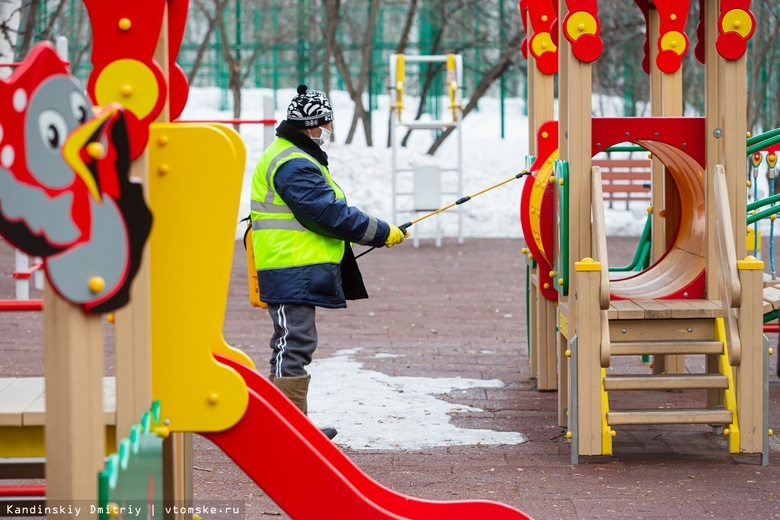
[355,170,531,259]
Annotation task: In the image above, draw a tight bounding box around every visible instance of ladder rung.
[603,374,728,391]
[607,408,732,426]
[610,340,723,356]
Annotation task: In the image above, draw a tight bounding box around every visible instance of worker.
[250,85,407,440]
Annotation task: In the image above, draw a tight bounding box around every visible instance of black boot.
[319,426,338,440]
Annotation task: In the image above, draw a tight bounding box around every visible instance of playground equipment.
[389,53,465,246]
[0,3,532,518]
[519,1,770,464]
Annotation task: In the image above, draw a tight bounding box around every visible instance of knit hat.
[286,84,334,128]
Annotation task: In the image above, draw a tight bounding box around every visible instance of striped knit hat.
[286,84,334,128]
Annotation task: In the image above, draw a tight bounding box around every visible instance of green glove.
[384,225,408,247]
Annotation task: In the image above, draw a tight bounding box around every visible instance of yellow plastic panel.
[715,319,740,453]
[206,124,257,370]
[600,368,612,456]
[148,123,249,432]
[0,425,116,457]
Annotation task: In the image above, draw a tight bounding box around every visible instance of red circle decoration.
[571,34,603,63]
[656,49,683,74]
[716,31,747,60]
[536,51,558,75]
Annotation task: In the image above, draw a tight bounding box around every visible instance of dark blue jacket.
[258,156,391,308]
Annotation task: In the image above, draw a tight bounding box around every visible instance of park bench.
[592,158,652,209]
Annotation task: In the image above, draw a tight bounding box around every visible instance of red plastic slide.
[203,355,533,519]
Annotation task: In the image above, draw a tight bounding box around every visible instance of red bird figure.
[0,42,151,313]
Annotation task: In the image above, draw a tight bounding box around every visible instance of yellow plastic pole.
[395,54,405,122]
[446,53,458,121]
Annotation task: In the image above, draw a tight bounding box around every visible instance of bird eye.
[70,92,91,124]
[38,110,68,150]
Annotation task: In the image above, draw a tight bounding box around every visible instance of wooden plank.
[657,299,700,319]
[601,185,651,192]
[607,408,732,426]
[608,318,716,341]
[763,299,773,315]
[762,286,780,309]
[16,377,117,427]
[678,299,722,318]
[0,378,14,393]
[603,374,728,391]
[610,300,645,319]
[632,299,673,319]
[22,392,46,426]
[611,340,723,356]
[0,378,44,427]
[592,159,652,169]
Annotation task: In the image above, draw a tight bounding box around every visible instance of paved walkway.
[2,237,780,519]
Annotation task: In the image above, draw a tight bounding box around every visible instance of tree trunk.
[15,0,37,60]
[187,0,225,85]
[323,0,340,137]
[215,0,241,130]
[39,0,67,41]
[0,0,23,77]
[343,0,381,145]
[69,6,90,74]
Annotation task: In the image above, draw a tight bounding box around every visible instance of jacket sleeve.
[274,158,390,248]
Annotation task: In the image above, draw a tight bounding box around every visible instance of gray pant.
[266,303,317,378]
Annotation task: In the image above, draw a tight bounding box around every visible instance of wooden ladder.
[603,299,733,428]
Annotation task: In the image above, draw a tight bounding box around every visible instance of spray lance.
[355,169,532,259]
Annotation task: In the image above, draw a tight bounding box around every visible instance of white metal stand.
[389,53,464,246]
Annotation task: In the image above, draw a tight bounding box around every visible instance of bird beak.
[62,106,120,201]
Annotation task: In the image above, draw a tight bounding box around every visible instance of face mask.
[311,127,332,147]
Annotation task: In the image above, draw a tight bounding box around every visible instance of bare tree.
[189,0,228,84]
[325,0,381,145]
[14,0,37,60]
[37,0,68,42]
[0,0,23,66]
[427,31,522,155]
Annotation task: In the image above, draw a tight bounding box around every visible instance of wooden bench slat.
[656,299,700,319]
[762,286,780,310]
[0,377,117,427]
[609,300,646,319]
[0,379,44,427]
[592,159,652,168]
[631,300,673,319]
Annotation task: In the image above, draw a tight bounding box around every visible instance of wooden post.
[736,257,764,453]
[527,257,539,382]
[704,0,723,298]
[44,285,104,518]
[536,293,557,391]
[556,0,574,425]
[574,259,603,456]
[524,6,558,392]
[114,150,152,446]
[648,7,665,264]
[557,302,569,428]
[649,7,686,376]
